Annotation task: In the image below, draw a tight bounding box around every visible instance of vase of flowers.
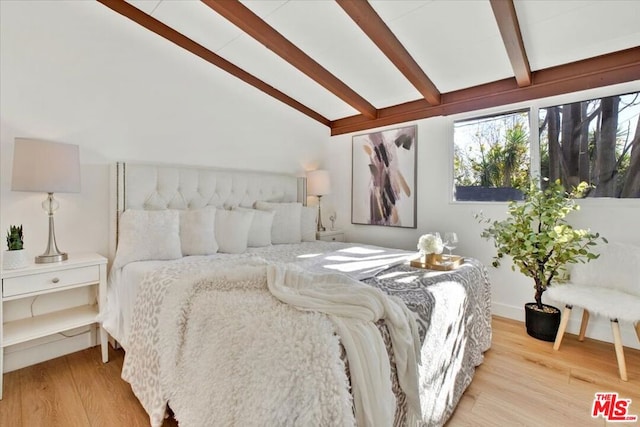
[417,233,444,264]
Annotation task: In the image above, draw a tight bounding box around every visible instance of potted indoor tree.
[478,179,606,341]
[4,225,28,270]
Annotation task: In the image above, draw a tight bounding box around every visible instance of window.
[452,90,640,202]
[453,110,530,201]
[539,92,640,198]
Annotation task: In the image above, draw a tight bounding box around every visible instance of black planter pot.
[524,303,561,342]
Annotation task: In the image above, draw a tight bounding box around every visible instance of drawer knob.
[52,277,60,284]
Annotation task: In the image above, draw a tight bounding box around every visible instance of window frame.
[449,81,640,206]
[451,108,533,203]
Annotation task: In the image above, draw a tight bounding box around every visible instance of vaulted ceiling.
[99,0,640,135]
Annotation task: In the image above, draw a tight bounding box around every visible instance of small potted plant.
[4,225,28,269]
[477,179,606,341]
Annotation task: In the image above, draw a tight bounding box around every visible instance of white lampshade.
[307,170,331,196]
[12,138,80,193]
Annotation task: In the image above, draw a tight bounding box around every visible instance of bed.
[102,163,492,427]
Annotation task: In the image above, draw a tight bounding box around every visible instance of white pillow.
[255,201,302,244]
[215,209,254,254]
[301,206,317,242]
[114,209,182,268]
[235,207,275,247]
[179,207,218,256]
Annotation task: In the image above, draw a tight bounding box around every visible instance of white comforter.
[109,242,493,426]
[121,257,420,427]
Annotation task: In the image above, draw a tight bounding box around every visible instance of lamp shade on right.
[307,170,331,196]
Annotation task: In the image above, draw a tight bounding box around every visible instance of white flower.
[417,233,444,254]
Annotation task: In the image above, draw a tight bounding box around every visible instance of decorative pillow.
[301,206,317,242]
[114,209,182,268]
[179,207,218,256]
[255,201,302,244]
[234,207,275,247]
[215,209,254,254]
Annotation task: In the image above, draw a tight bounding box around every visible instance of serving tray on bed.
[410,254,464,271]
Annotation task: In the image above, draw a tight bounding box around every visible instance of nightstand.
[317,230,345,242]
[0,253,108,399]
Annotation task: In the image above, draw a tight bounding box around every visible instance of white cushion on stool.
[546,284,640,323]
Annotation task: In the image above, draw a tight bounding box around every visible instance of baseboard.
[492,302,639,350]
[3,326,97,373]
[491,302,525,321]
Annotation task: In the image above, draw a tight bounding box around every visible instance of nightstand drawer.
[318,233,345,242]
[319,235,344,242]
[2,265,99,297]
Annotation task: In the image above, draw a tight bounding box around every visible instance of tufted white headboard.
[110,162,306,259]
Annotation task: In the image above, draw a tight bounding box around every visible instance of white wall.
[326,80,640,349]
[0,1,327,370]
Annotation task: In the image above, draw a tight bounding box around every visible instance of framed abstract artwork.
[352,125,417,228]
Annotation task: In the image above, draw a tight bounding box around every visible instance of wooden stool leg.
[578,310,589,342]
[611,320,628,381]
[554,305,572,350]
[635,322,640,344]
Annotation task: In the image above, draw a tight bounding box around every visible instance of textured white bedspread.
[107,242,492,426]
[121,257,354,426]
[121,257,422,427]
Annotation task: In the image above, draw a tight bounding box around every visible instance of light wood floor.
[1,316,638,427]
[447,317,640,427]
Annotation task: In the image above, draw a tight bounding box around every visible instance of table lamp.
[11,138,80,263]
[306,170,331,232]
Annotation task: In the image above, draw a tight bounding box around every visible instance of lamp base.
[35,252,68,264]
[316,195,326,232]
[37,192,68,264]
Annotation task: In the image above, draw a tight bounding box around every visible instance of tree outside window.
[454,111,530,201]
[539,92,640,198]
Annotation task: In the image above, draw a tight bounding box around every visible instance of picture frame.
[351,125,417,228]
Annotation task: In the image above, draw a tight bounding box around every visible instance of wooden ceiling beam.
[330,47,640,136]
[96,0,330,126]
[490,0,532,87]
[336,0,441,105]
[202,0,378,119]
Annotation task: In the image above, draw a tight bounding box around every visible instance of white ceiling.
[126,0,640,122]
